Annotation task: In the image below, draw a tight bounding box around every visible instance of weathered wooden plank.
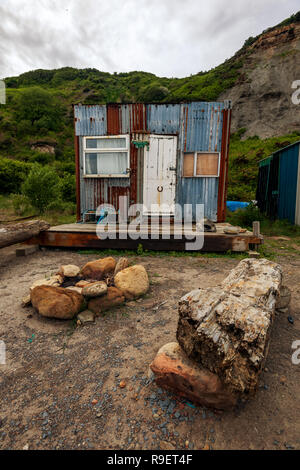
[26,230,262,252]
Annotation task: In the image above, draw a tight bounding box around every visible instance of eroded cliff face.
[220,23,300,138]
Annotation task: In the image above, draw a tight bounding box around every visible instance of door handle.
[157,186,163,192]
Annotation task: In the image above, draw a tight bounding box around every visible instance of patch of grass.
[77,248,249,260]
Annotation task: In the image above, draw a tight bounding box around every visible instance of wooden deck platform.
[27,222,263,253]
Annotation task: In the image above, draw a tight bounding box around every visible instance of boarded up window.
[196,153,219,176]
[183,152,220,177]
[183,153,195,177]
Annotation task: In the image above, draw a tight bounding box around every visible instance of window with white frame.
[182,152,220,177]
[83,135,130,177]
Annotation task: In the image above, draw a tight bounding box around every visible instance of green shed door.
[278,146,299,224]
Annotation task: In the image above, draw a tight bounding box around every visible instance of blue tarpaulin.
[227,201,250,212]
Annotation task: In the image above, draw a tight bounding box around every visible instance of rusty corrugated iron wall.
[74,102,231,222]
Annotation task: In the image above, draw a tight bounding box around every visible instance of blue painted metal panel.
[278,143,300,224]
[175,102,225,221]
[74,105,107,136]
[176,177,219,221]
[147,104,181,134]
[181,102,224,152]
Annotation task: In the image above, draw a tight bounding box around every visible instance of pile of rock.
[150,258,291,410]
[23,257,149,322]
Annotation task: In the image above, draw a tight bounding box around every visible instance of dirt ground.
[0,246,299,451]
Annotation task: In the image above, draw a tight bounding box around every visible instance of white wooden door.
[143,135,177,215]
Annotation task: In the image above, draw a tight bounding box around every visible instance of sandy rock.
[30,275,63,291]
[78,310,95,324]
[150,342,237,410]
[58,265,80,278]
[81,257,116,280]
[82,281,108,298]
[114,257,129,276]
[76,280,91,288]
[21,295,31,308]
[31,286,84,320]
[88,287,125,314]
[114,265,149,300]
[66,286,83,294]
[276,285,291,310]
[177,258,282,396]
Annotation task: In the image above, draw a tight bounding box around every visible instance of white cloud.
[0,0,299,78]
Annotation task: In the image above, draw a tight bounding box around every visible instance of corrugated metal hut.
[74,101,232,223]
[256,140,300,225]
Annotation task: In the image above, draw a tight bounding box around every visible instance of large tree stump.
[177,259,282,397]
[0,220,49,248]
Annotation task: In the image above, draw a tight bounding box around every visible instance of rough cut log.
[0,220,50,248]
[176,259,282,397]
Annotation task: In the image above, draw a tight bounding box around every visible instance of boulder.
[150,343,237,410]
[88,287,125,314]
[81,257,116,280]
[82,281,108,298]
[114,257,129,276]
[177,258,282,396]
[31,286,84,320]
[58,265,80,278]
[30,275,63,291]
[114,265,149,300]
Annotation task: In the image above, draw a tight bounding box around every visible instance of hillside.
[0,11,299,205]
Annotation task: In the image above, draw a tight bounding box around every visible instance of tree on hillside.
[15,87,63,133]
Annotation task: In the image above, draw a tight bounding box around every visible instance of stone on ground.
[150,342,237,410]
[177,258,282,396]
[76,280,91,288]
[58,265,80,278]
[21,294,31,308]
[81,257,116,280]
[88,287,125,314]
[66,286,83,294]
[78,310,95,324]
[114,265,149,300]
[30,275,63,291]
[82,281,108,298]
[114,257,129,276]
[276,285,291,310]
[31,286,84,320]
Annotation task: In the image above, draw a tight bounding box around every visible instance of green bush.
[46,199,76,215]
[59,173,76,203]
[21,164,61,213]
[226,203,265,229]
[0,157,32,194]
[11,194,34,216]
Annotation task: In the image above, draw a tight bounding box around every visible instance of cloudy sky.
[0,0,298,79]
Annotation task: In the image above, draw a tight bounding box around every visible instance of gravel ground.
[0,246,299,450]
